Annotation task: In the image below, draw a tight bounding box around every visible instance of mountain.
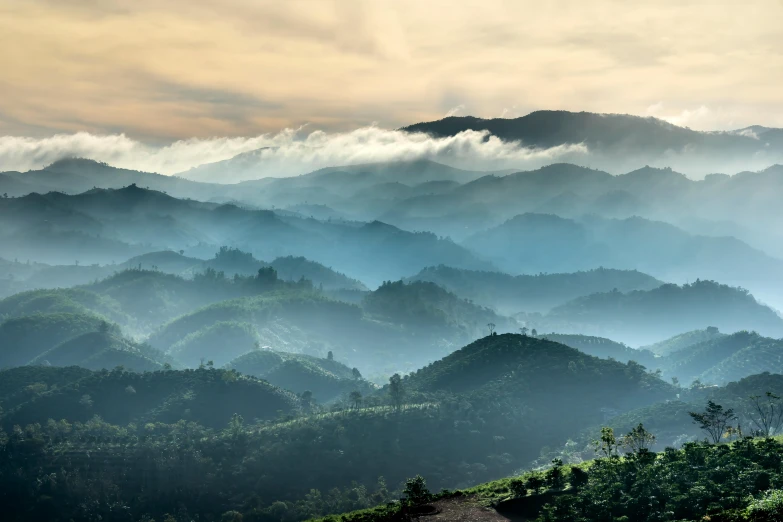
[0,158,227,200]
[641,327,727,356]
[463,213,783,309]
[145,281,508,375]
[228,349,372,402]
[181,157,498,185]
[401,111,783,174]
[361,280,513,333]
[30,331,164,372]
[657,331,783,385]
[0,186,493,285]
[407,265,662,314]
[543,333,657,367]
[270,255,368,291]
[539,280,783,345]
[0,312,108,368]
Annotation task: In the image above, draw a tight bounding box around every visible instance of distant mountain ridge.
[401,110,783,155]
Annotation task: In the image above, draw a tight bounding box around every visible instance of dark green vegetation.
[314,436,783,522]
[0,334,680,522]
[228,349,373,402]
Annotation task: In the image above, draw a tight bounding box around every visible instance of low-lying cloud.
[0,126,589,181]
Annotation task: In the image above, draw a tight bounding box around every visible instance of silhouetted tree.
[620,423,656,453]
[690,400,736,443]
[327,351,334,361]
[349,390,362,410]
[402,475,430,505]
[351,367,362,380]
[487,323,496,336]
[594,427,619,457]
[389,373,405,410]
[748,392,783,438]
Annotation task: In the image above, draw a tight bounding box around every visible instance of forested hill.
[0,366,299,430]
[401,111,782,155]
[541,280,783,345]
[407,265,662,314]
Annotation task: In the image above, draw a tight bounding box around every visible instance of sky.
[2,0,783,144]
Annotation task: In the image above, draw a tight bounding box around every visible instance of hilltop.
[538,280,783,345]
[0,365,299,430]
[407,265,662,314]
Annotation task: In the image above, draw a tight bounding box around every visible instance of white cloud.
[0,126,590,180]
[444,105,465,117]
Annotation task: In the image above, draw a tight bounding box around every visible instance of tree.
[98,320,110,335]
[531,328,538,337]
[402,475,430,505]
[256,267,278,287]
[748,392,783,438]
[520,327,529,336]
[545,458,566,489]
[349,391,362,410]
[487,323,496,336]
[327,351,334,361]
[389,373,405,411]
[569,466,589,490]
[620,423,656,453]
[525,474,546,494]
[351,367,362,380]
[671,376,680,387]
[689,400,737,443]
[594,427,618,457]
[227,413,244,439]
[301,390,314,412]
[508,478,527,497]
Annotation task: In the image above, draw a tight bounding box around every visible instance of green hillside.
[30,331,164,372]
[0,287,126,323]
[0,312,108,368]
[658,331,783,385]
[228,349,371,402]
[642,326,727,356]
[545,280,783,345]
[1,366,299,429]
[362,280,510,333]
[272,255,368,291]
[408,265,662,314]
[544,333,657,367]
[312,434,783,522]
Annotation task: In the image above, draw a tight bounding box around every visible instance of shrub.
[747,489,783,521]
[403,475,431,505]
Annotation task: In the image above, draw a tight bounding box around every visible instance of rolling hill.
[539,280,783,346]
[407,265,662,314]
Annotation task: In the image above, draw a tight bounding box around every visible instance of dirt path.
[417,496,525,521]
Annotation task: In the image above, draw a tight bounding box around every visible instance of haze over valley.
[3,1,783,521]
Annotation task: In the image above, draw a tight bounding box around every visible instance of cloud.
[444,105,465,118]
[0,126,589,180]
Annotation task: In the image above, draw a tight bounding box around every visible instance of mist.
[4,111,783,522]
[0,126,588,181]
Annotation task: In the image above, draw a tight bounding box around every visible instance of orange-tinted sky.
[2,0,782,140]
